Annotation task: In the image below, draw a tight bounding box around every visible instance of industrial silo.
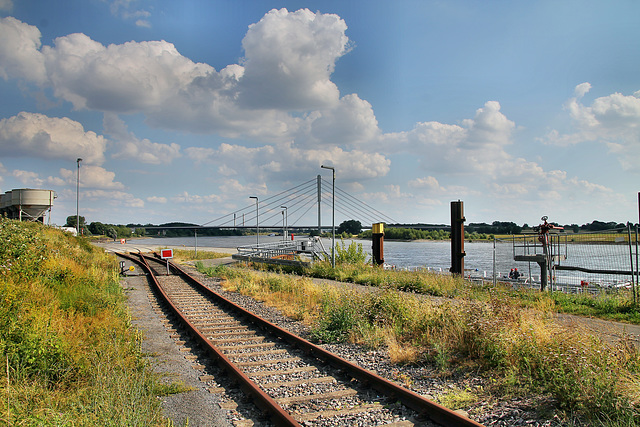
[6,189,56,223]
[0,191,15,218]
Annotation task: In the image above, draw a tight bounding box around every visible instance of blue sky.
[1,0,639,228]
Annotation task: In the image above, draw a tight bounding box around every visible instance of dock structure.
[232,238,327,267]
[514,252,566,291]
[513,217,567,291]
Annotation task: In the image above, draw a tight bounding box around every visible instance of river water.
[127,234,637,289]
[129,235,521,277]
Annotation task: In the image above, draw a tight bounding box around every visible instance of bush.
[334,239,369,265]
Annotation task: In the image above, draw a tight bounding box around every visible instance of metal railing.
[512,233,567,260]
[506,226,639,296]
[233,238,327,266]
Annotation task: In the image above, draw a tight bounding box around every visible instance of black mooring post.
[372,222,385,266]
[538,260,548,291]
[450,200,465,275]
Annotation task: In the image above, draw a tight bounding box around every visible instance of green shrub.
[334,239,369,265]
[310,292,361,343]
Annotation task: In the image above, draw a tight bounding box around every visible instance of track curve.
[117,251,485,426]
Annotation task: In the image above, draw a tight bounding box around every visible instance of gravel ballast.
[122,257,572,426]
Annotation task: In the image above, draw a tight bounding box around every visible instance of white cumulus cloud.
[170,191,222,204]
[408,176,444,193]
[0,12,377,149]
[237,8,349,110]
[42,34,213,113]
[303,94,380,147]
[389,101,515,176]
[104,113,181,164]
[147,196,167,203]
[0,112,106,164]
[83,189,144,208]
[545,83,640,171]
[0,17,46,84]
[59,165,124,190]
[12,169,43,186]
[185,142,390,185]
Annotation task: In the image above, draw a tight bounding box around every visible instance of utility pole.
[76,158,82,235]
[281,206,288,240]
[249,196,259,245]
[317,175,321,235]
[321,166,335,268]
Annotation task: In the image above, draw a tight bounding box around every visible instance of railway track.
[117,251,484,426]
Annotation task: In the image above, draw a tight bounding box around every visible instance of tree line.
[65,216,245,239]
[66,215,629,241]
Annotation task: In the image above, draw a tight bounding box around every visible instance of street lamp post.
[321,165,335,268]
[76,158,82,235]
[281,206,288,240]
[249,196,259,245]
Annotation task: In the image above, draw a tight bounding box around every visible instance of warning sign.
[160,249,173,259]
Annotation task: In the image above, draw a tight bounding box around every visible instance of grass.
[0,218,178,425]
[166,248,232,263]
[196,258,640,425]
[258,258,640,325]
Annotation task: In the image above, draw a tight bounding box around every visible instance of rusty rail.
[119,251,485,427]
[118,251,299,426]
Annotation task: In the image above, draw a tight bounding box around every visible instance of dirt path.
[554,313,640,346]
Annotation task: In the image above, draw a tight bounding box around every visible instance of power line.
[198,176,396,228]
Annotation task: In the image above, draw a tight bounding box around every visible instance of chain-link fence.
[493,225,639,296]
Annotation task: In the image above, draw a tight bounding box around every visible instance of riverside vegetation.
[0,218,177,426]
[196,240,640,425]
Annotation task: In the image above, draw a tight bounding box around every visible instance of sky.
[1,0,639,229]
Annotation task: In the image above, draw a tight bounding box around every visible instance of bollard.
[372,222,385,266]
[450,200,465,275]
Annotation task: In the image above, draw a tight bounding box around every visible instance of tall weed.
[0,218,168,425]
[334,239,369,265]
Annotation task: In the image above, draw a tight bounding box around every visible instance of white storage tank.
[5,189,56,222]
[0,191,11,209]
[0,191,14,218]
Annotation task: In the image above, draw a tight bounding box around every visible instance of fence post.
[628,223,635,304]
[632,224,640,305]
[493,236,496,286]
